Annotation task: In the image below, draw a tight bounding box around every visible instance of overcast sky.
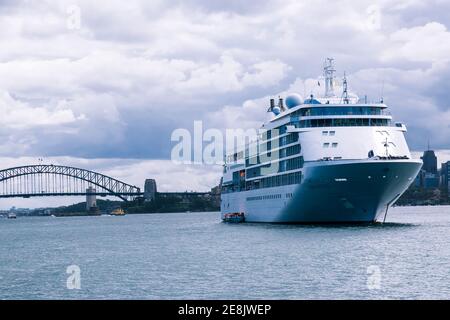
[1,0,450,208]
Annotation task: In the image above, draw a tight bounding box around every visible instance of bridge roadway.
[0,191,210,199]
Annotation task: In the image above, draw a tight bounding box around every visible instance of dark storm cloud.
[0,0,449,160]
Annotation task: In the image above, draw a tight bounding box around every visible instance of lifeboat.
[223,212,245,223]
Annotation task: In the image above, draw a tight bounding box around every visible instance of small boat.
[7,213,17,219]
[110,208,126,216]
[223,212,245,223]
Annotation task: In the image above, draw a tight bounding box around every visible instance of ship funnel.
[270,98,275,110]
[278,97,285,111]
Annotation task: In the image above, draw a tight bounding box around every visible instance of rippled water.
[1,206,450,299]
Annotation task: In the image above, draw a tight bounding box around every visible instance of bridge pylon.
[86,186,97,211]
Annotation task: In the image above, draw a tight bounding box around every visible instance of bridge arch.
[0,165,141,201]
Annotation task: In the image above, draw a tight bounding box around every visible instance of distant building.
[441,161,450,195]
[421,150,438,174]
[423,172,440,188]
[415,149,439,189]
[144,179,157,201]
[413,172,422,187]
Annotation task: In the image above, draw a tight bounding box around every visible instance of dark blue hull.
[221,159,422,223]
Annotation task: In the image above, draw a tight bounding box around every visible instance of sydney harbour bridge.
[0,164,211,212]
[0,164,143,202]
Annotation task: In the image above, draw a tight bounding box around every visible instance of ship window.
[332,143,338,148]
[298,118,390,128]
[243,171,303,192]
[329,131,335,136]
[299,106,385,116]
[323,143,330,148]
[322,131,328,136]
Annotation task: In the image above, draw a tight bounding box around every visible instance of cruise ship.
[220,59,422,223]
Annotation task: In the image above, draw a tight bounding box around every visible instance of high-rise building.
[421,150,438,173]
[441,161,450,195]
[415,148,441,189]
[423,172,439,188]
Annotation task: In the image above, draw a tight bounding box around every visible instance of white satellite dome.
[285,93,303,109]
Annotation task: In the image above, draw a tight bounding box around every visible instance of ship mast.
[323,58,336,98]
[342,72,349,104]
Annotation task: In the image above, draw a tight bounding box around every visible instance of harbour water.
[1,206,449,300]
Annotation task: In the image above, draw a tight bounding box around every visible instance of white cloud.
[0,91,81,129]
[382,22,450,62]
[0,51,289,104]
[175,55,289,94]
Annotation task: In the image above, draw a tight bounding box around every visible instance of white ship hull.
[221,159,422,223]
